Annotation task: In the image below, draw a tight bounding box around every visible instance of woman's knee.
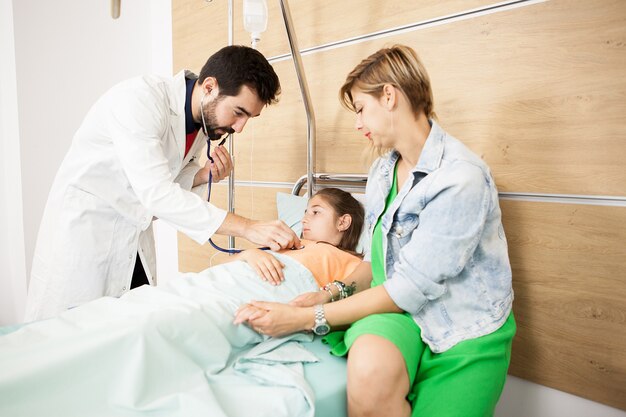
[347,334,410,399]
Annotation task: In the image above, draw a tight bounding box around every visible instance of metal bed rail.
[292,173,368,196]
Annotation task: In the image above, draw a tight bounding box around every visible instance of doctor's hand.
[208,145,233,183]
[244,220,301,252]
[194,145,233,186]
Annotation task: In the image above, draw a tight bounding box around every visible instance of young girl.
[233,188,366,333]
[234,187,364,288]
[236,45,515,417]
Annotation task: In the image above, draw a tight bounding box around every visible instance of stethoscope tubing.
[199,91,272,254]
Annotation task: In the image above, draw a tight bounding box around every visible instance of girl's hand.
[289,291,331,307]
[240,249,285,285]
[233,303,268,326]
[242,301,315,338]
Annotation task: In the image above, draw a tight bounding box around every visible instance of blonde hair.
[340,45,436,157]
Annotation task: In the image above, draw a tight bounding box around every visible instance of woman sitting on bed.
[0,188,366,417]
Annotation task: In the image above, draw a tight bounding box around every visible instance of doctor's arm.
[216,212,300,252]
[108,88,299,249]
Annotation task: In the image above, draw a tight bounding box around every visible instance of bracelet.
[332,281,347,300]
[320,286,336,302]
[329,280,357,300]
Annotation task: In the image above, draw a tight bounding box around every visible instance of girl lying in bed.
[232,187,364,287]
[0,188,365,417]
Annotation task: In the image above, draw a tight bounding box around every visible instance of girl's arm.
[341,260,373,293]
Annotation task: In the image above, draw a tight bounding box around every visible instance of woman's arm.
[324,284,401,326]
[289,261,373,307]
[236,284,401,337]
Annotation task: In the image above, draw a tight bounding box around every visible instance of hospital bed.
[0,190,359,417]
[0,320,346,417]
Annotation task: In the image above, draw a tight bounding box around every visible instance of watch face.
[313,323,331,336]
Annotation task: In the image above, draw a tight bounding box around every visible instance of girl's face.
[301,195,345,246]
[351,87,393,148]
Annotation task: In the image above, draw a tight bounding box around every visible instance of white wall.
[497,376,626,417]
[0,0,27,327]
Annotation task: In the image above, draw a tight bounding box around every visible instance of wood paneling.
[502,200,626,410]
[172,0,228,73]
[173,0,500,71]
[178,185,291,272]
[224,0,626,197]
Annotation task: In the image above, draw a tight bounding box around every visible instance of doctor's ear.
[202,77,220,97]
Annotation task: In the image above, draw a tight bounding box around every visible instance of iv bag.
[243,0,268,40]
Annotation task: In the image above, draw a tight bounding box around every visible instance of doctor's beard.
[202,96,235,141]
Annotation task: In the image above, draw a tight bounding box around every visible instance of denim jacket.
[364,120,513,352]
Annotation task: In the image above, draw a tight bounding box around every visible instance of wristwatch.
[312,304,331,336]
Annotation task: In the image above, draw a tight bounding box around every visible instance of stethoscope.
[200,92,270,254]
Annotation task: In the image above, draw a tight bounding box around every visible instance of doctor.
[25,45,300,321]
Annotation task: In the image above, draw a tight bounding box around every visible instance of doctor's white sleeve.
[106,85,226,244]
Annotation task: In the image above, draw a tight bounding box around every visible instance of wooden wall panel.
[173,0,500,71]
[225,0,626,196]
[178,185,291,272]
[172,0,228,73]
[228,0,500,59]
[501,200,626,410]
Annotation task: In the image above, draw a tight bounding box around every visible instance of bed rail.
[292,173,368,196]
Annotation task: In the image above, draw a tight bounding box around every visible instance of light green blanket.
[0,254,320,417]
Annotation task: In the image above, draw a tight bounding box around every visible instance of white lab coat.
[25,70,227,321]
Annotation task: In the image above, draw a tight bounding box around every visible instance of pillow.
[276,192,369,254]
[276,192,308,237]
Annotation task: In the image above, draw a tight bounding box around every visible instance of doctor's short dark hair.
[199,45,281,105]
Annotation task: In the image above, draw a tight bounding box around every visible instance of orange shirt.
[280,239,362,287]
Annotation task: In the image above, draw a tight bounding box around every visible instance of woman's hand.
[240,249,285,285]
[289,291,331,307]
[236,301,315,338]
